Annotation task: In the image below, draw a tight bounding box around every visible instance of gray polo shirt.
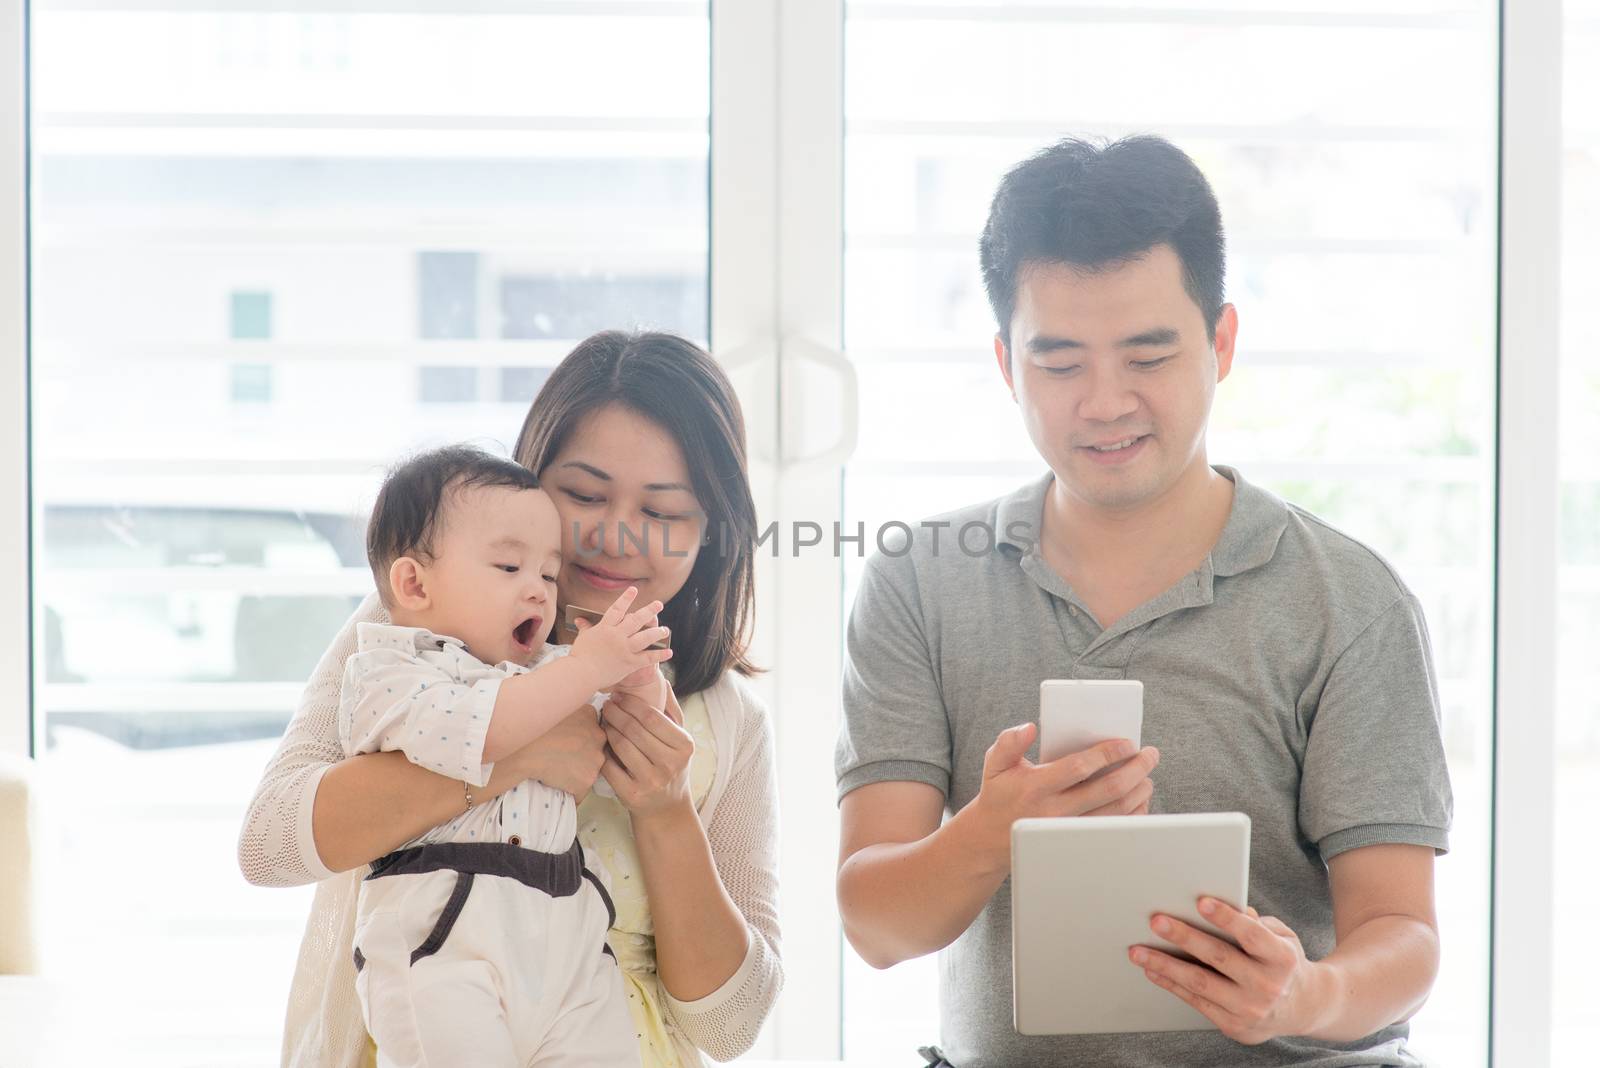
[837,467,1452,1068]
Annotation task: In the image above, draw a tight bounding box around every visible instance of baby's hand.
[570,587,673,688]
[613,664,667,712]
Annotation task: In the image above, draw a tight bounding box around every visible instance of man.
[835,136,1452,1067]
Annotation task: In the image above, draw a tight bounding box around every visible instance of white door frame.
[1491,0,1562,1063]
[1,0,31,761]
[710,0,847,1058]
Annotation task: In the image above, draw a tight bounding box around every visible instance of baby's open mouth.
[513,617,540,648]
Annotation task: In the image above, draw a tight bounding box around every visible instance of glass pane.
[28,3,710,1062]
[841,3,1498,1064]
[1555,0,1600,1057]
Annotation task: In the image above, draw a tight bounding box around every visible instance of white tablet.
[1011,812,1251,1036]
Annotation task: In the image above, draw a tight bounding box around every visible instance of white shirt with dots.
[336,621,581,854]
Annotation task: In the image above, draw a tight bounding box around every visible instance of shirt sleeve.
[237,592,386,888]
[661,683,783,1061]
[338,651,499,789]
[836,546,952,802]
[1299,594,1454,862]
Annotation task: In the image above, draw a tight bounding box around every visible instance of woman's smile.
[572,560,646,592]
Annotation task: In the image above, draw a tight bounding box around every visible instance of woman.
[239,331,781,1067]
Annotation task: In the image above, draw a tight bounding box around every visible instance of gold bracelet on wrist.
[463,780,475,812]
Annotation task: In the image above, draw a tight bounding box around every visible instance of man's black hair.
[366,444,541,604]
[978,135,1226,349]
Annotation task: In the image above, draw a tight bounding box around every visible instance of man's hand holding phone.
[968,722,1161,871]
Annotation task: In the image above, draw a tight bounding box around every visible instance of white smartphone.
[1038,679,1143,764]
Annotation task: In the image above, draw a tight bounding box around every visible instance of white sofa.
[0,751,38,975]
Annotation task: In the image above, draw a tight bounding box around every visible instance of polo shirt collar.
[1209,466,1289,577]
[995,472,1052,555]
[355,621,469,655]
[992,464,1288,579]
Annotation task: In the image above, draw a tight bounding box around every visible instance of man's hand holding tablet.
[1015,680,1320,1042]
[1132,893,1326,1045]
[1011,813,1253,1035]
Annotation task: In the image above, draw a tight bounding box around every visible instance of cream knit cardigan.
[238,595,783,1066]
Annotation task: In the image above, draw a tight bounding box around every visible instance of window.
[499,272,706,340]
[498,365,550,404]
[229,363,272,403]
[839,2,1498,1063]
[228,290,273,340]
[417,365,479,404]
[26,3,709,1061]
[5,1,1588,1063]
[418,251,481,341]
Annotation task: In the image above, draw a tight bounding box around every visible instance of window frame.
[1490,0,1562,1060]
[2,0,29,761]
[709,0,847,1057]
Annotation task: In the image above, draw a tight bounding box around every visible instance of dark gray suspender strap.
[366,838,585,898]
[409,871,475,965]
[361,838,617,970]
[581,866,617,929]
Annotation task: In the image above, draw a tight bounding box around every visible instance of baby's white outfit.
[338,622,639,1068]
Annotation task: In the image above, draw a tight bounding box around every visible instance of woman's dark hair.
[978,135,1226,348]
[514,331,760,697]
[366,444,542,607]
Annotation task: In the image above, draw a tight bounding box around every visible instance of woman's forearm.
[310,749,534,873]
[630,800,751,1002]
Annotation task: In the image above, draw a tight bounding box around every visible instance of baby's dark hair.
[366,444,542,607]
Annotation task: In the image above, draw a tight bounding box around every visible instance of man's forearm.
[838,801,1008,969]
[1303,915,1439,1042]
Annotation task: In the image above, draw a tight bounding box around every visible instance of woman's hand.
[504,703,608,801]
[599,684,695,820]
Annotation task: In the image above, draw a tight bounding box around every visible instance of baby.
[339,444,669,1068]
